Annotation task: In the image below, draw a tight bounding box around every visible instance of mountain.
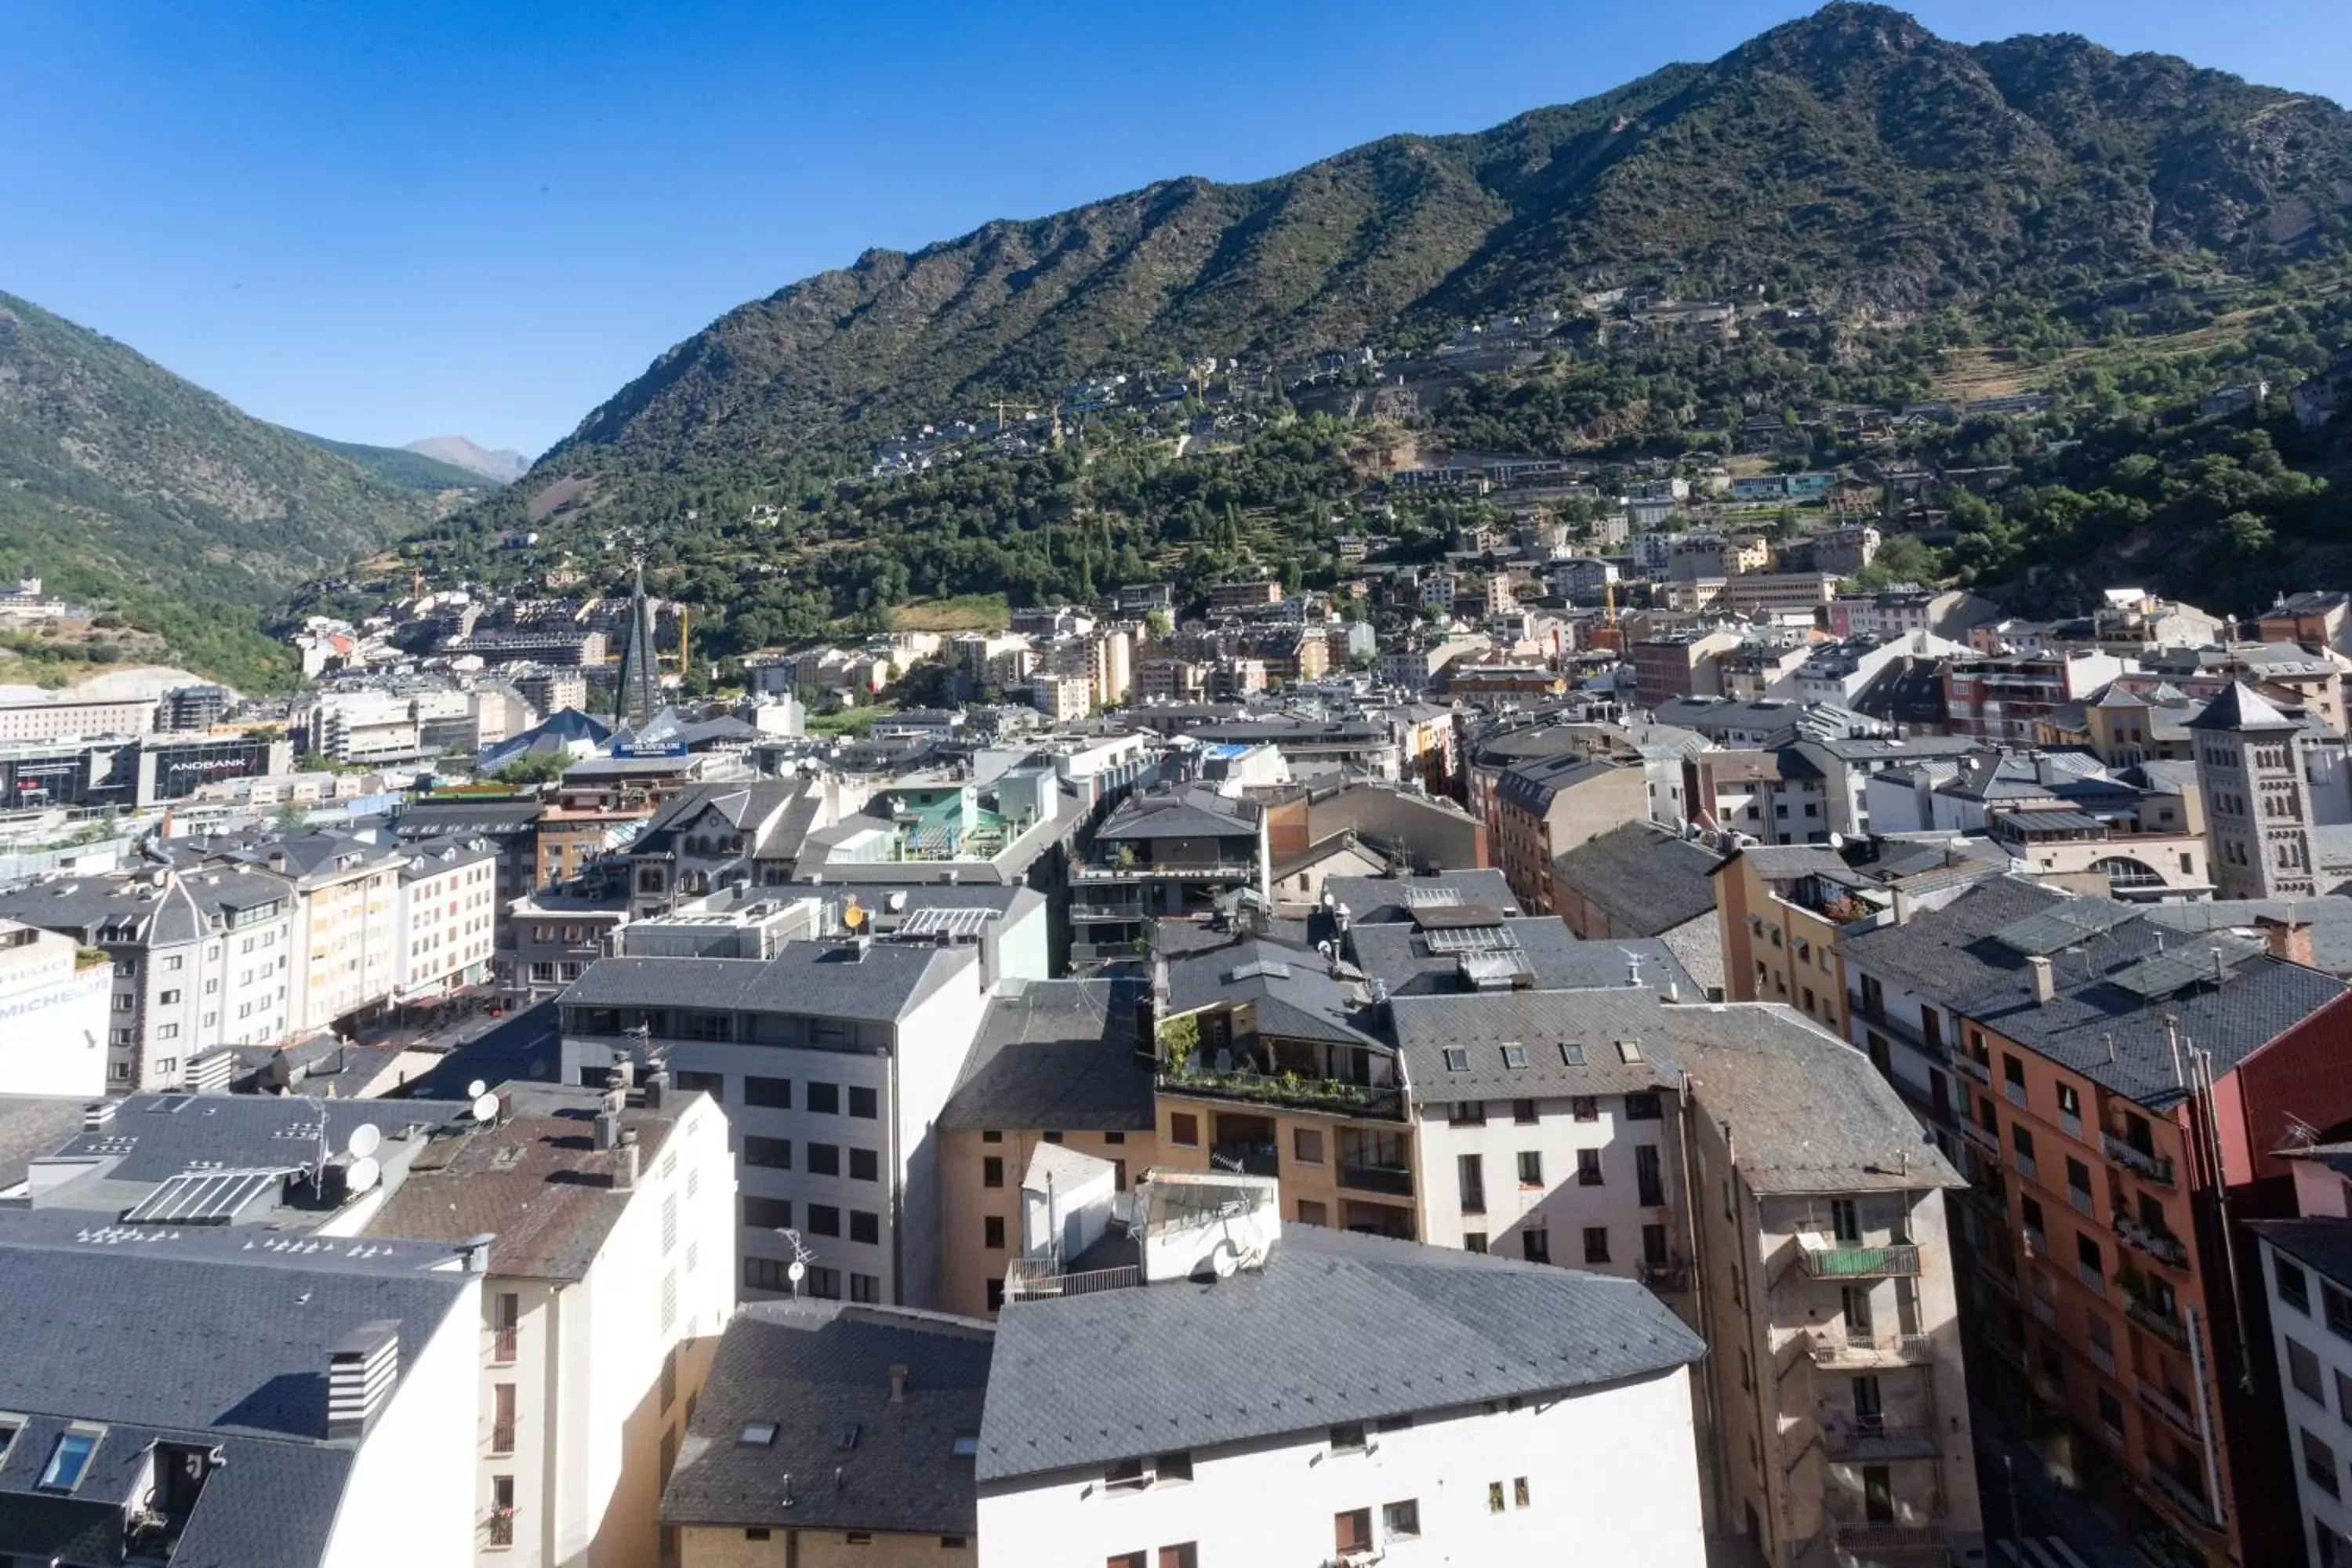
[508,2,2352,500]
[0,289,439,688]
[403,434,529,484]
[295,432,495,492]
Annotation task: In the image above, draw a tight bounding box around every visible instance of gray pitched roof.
[2147,899,2352,978]
[939,981,1155,1132]
[1161,938,1385,1051]
[1098,786,1258,843]
[559,939,971,1025]
[1391,988,1678,1101]
[1323,869,1519,924]
[976,1225,1702,1483]
[1841,875,2069,1006]
[1345,918,1697,1001]
[2250,1217,2352,1291]
[0,1214,471,1568]
[661,1301,993,1534]
[1548,822,1723,935]
[2187,681,2297,731]
[1663,1004,1962,1195]
[36,1093,469,1190]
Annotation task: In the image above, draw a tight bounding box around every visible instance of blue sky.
[3,1,2347,457]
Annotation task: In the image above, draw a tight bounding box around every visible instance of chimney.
[642,1067,668,1112]
[594,1111,621,1151]
[82,1100,116,1132]
[887,1363,909,1403]
[458,1234,495,1274]
[327,1320,401,1439]
[2027,954,2055,1005]
[2258,915,2316,969]
[615,1128,641,1190]
[1890,887,1914,927]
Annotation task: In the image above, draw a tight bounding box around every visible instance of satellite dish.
[786,1260,807,1284]
[466,1080,488,1100]
[1208,1239,1241,1279]
[842,898,866,931]
[346,1156,380,1196]
[1828,831,1846,850]
[471,1093,500,1123]
[346,1123,382,1160]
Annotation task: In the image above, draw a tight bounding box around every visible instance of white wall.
[320,1273,481,1568]
[893,955,989,1308]
[1413,1091,1678,1277]
[0,932,110,1097]
[2260,1237,2352,1568]
[976,1367,1707,1568]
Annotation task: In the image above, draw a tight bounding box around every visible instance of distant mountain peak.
[403,434,530,484]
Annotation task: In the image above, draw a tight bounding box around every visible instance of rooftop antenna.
[773,1226,818,1298]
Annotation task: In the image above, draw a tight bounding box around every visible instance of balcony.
[1639,1259,1691,1294]
[1069,902,1149,924]
[1960,1119,2000,1156]
[1808,1330,1934,1369]
[2139,1462,2216,1530]
[1338,1162,1414,1198]
[1974,1254,2020,1302]
[490,1421,517,1455]
[1071,940,1145,965]
[2122,1290,2190,1350]
[1160,1065,1403,1120]
[1802,1243,1922,1279]
[491,1326,518,1363]
[484,1512,516,1549]
[1210,1139,1280,1178]
[1955,1054,1991,1086]
[1822,1417,1939,1462]
[1004,1260,1142,1302]
[1981,1324,2027,1370]
[1075,859,1260,883]
[2015,1151,2038,1184]
[2034,1294,2060,1327]
[2004,1080,2029,1109]
[1832,1523,1948,1559]
[2114,1211,2190,1271]
[2087,1339,2116,1377]
[2104,1132,2176,1186]
[2136,1377,2203,1443]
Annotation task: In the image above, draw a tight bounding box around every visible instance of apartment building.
[1944,652,2133,745]
[1069,785,1269,967]
[624,776,862,916]
[1145,933,1417,1238]
[366,1079,735,1568]
[238,833,407,1033]
[1670,1004,1984,1567]
[1632,628,1744,708]
[976,1172,1710,1568]
[1843,877,2352,1566]
[394,836,499,1003]
[661,1298,993,1568]
[1683,748,1834,844]
[1491,755,1648,913]
[1389,985,1686,1291]
[557,936,989,1308]
[0,917,111,1096]
[2250,1218,2352,1568]
[935,978,1158,1318]
[0,861,299,1088]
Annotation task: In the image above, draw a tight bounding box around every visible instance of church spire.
[614,557,661,728]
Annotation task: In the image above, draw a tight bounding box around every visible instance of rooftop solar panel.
[1403,886,1463,908]
[122,1167,292,1225]
[1991,901,2139,956]
[897,906,993,938]
[2108,935,2265,1000]
[1410,904,1507,931]
[1424,924,1520,954]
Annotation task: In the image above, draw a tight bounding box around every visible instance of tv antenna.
[773,1226,818,1299]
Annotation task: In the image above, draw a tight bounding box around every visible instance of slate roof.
[2248,1217,2352,1291]
[2187,681,2297,731]
[0,1214,470,1568]
[1548,822,1722,936]
[1322,869,1519,924]
[363,1083,683,1279]
[1098,786,1258,844]
[661,1301,993,1534]
[1345,919,1697,1000]
[939,980,1155,1133]
[0,864,297,948]
[2147,900,2352,978]
[36,1093,468,1190]
[1161,938,1385,1051]
[559,939,971,1025]
[976,1224,1702,1483]
[1494,754,1624,817]
[1390,988,1678,1100]
[0,1095,85,1193]
[1661,1004,1962,1195]
[1841,875,2070,1005]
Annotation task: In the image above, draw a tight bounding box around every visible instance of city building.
[393,837,500,1004]
[1068,786,1268,967]
[1491,756,1647,913]
[0,918,112,1097]
[2249,1218,2352,1568]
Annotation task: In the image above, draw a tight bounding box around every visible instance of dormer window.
[40,1426,101,1491]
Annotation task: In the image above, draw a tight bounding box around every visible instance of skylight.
[1501,1045,1528,1069]
[952,1432,980,1457]
[738,1422,779,1447]
[1442,1048,1469,1072]
[40,1428,100,1491]
[1617,1039,1644,1064]
[1559,1043,1586,1066]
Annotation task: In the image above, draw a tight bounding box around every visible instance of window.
[1518,1151,1543,1187]
[984,1215,1006,1250]
[1330,1421,1367,1453]
[1334,1508,1374,1555]
[850,1210,879,1244]
[808,1205,840,1237]
[808,1143,841,1177]
[2281,1255,2313,1313]
[2339,1369,2352,1430]
[1383,1499,1421,1540]
[744,1255,797,1291]
[1514,1476,1531,1508]
[807,1267,841,1300]
[1107,1556,1145,1568]
[1487,1481,1506,1513]
[1521,1229,1550,1265]
[1170,1112,1199,1148]
[2309,1428,2343,1498]
[1294,1127,1324,1164]
[158,989,180,1005]
[1442,1047,1469,1072]
[1570,1094,1599,1122]
[1625,1091,1662,1120]
[2291,1338,2326,1403]
[1577,1148,1602,1187]
[1507,1097,1537,1125]
[807,1081,840,1115]
[743,1196,792,1229]
[1464,1231,1487,1254]
[1155,1450,1192,1484]
[489,1474,515,1547]
[1156,1544,1197,1568]
[40,1428,100,1490]
[1583,1226,1610,1264]
[850,1272,880,1304]
[982,1155,1004,1188]
[848,1085,878,1118]
[2328,1283,2352,1344]
[675,1069,723,1102]
[1298,1200,1327,1226]
[1105,1457,1149,1492]
[744,1075,791,1109]
[1830,1198,1860,1243]
[1559,1042,1585,1065]
[1448,1100,1486,1127]
[848,1147,879,1181]
[743,1137,792,1170]
[1635,1144,1664,1207]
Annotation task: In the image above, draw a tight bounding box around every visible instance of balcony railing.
[1973,1254,2020,1302]
[2136,1377,2203,1443]
[1960,1119,1999,1155]
[491,1326,518,1363]
[1075,860,1260,882]
[484,1512,516,1548]
[1210,1139,1279,1178]
[2122,1290,2190,1350]
[1832,1522,1948,1557]
[1822,1417,1939,1461]
[1981,1325,2027,1370]
[1639,1259,1691,1294]
[2114,1211,2190,1271]
[1955,1054,1991,1086]
[1069,902,1149,924]
[1003,1260,1142,1302]
[1338,1162,1414,1198]
[490,1421,517,1455]
[2087,1340,2116,1377]
[1802,1243,1922,1279]
[2140,1462,2216,1529]
[1808,1330,1934,1368]
[2104,1133,2176,1186]
[1159,1066,1403,1120]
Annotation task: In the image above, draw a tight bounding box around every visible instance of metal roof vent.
[326,1320,400,1439]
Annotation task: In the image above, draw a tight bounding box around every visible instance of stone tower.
[2188,681,2317,899]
